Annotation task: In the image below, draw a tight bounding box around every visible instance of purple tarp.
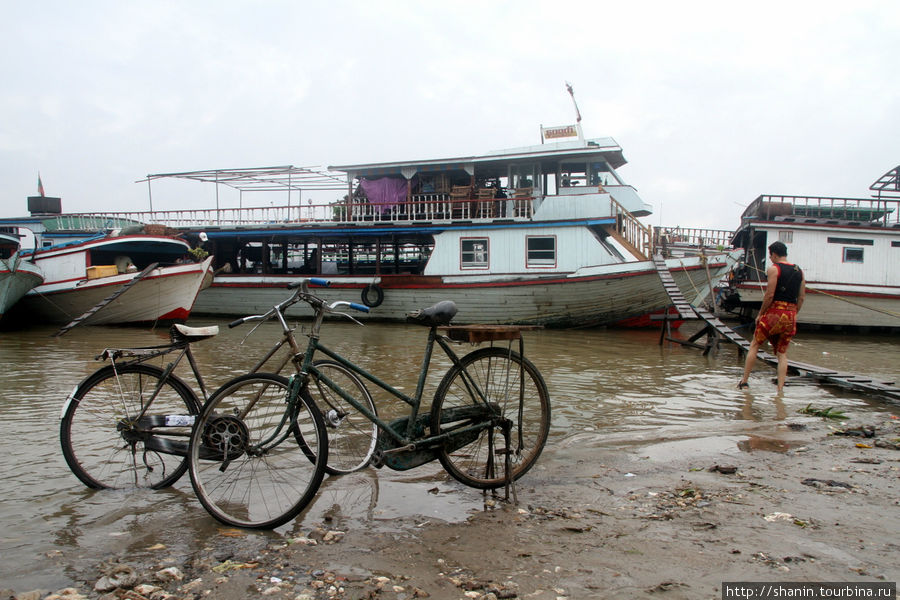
[359,177,411,214]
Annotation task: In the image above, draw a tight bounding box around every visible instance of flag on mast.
[38,174,46,196]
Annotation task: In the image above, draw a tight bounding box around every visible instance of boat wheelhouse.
[727,165,900,329]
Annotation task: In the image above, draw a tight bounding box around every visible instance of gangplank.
[653,255,900,402]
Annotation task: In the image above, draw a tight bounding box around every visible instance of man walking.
[738,241,806,392]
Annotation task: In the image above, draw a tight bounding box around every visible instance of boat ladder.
[652,254,900,402]
[54,262,159,337]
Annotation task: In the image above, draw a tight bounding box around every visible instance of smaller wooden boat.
[0,231,44,319]
[1,196,213,326]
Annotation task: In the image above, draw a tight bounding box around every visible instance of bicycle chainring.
[201,415,250,461]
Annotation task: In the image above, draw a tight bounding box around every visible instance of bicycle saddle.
[170,323,220,342]
[406,300,458,327]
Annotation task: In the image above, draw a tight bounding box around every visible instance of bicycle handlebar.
[287,277,330,290]
[337,301,371,313]
[229,278,369,329]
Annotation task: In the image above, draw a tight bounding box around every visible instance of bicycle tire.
[188,373,327,529]
[60,363,200,490]
[431,346,550,489]
[307,360,378,475]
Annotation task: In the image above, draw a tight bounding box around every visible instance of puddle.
[639,435,745,462]
[736,435,799,453]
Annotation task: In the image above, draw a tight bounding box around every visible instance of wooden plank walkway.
[652,255,696,319]
[652,254,900,402]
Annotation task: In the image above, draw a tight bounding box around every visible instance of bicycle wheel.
[307,360,378,475]
[188,373,327,529]
[60,363,200,490]
[431,346,550,489]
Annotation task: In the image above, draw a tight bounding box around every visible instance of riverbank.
[6,402,898,600]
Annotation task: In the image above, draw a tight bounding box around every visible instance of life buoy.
[361,283,384,308]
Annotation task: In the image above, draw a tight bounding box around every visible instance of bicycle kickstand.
[501,420,516,503]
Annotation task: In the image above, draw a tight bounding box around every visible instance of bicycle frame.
[229,279,525,470]
[296,310,503,456]
[100,340,211,423]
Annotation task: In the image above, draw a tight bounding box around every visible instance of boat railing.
[653,226,734,251]
[609,196,653,259]
[68,194,536,229]
[44,214,146,232]
[745,195,900,226]
[97,206,311,228]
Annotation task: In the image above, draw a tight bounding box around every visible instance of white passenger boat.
[121,125,740,327]
[0,196,213,326]
[727,165,900,330]
[0,231,43,319]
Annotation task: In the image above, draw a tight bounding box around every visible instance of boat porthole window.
[527,236,557,267]
[460,238,489,269]
[843,247,864,263]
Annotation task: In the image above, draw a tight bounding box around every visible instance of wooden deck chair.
[449,185,472,219]
[513,187,533,217]
[475,188,495,218]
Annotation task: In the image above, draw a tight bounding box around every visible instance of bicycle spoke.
[189,374,327,529]
[431,347,550,489]
[60,364,198,490]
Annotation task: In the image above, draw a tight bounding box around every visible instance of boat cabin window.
[509,164,538,193]
[842,247,865,263]
[778,231,793,243]
[555,160,615,193]
[526,236,556,267]
[460,238,489,269]
[220,236,433,276]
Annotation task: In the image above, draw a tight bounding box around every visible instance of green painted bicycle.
[188,278,551,529]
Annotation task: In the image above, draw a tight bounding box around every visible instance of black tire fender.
[361,283,384,308]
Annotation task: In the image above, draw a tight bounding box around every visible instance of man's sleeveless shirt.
[773,263,802,303]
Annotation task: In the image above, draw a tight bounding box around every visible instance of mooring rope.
[739,261,900,319]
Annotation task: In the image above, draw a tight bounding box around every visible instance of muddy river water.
[0,318,897,592]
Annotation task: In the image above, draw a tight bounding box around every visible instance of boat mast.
[566,81,582,123]
[565,82,584,141]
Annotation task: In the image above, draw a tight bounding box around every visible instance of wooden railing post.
[609,196,653,259]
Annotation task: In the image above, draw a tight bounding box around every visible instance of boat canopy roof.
[870,165,900,199]
[138,165,347,193]
[329,137,627,181]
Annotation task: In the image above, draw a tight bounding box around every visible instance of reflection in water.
[0,319,896,590]
[738,391,787,421]
[737,435,797,453]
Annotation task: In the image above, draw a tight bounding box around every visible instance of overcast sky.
[2,1,897,229]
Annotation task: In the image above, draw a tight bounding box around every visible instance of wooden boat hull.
[193,252,738,327]
[18,257,213,325]
[0,256,43,318]
[735,282,900,329]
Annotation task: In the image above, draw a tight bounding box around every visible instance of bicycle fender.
[60,384,79,419]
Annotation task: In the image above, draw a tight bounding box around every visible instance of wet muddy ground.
[2,322,898,599]
[8,409,899,600]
